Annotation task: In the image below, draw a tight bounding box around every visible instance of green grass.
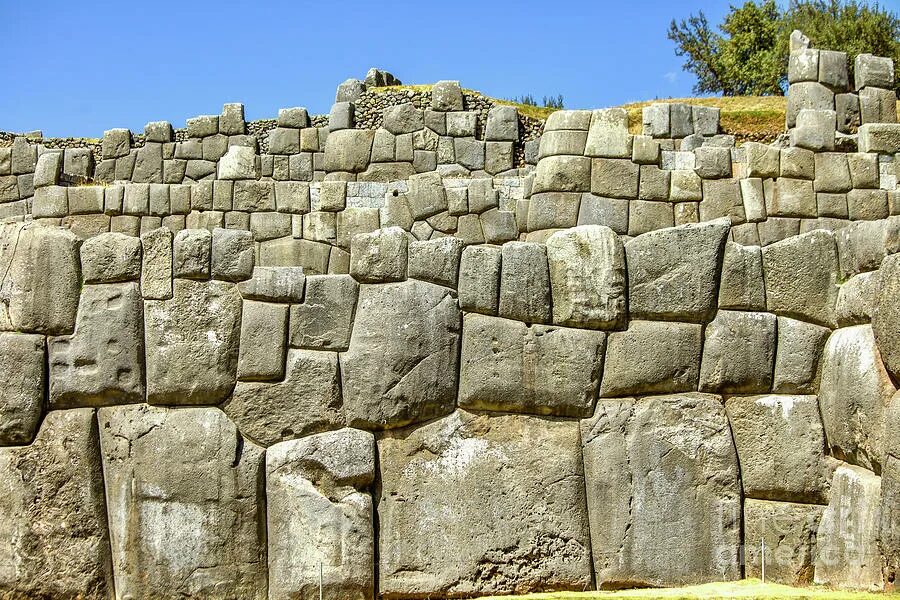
[478,579,898,600]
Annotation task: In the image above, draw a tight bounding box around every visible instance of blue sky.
[2,0,899,138]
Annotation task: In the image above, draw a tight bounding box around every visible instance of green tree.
[668,0,900,96]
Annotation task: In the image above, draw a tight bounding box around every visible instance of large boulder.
[223,349,343,447]
[815,464,884,590]
[340,280,460,429]
[267,428,376,600]
[744,499,824,585]
[819,325,896,471]
[0,332,44,445]
[48,283,144,408]
[378,409,591,597]
[698,310,777,394]
[873,254,900,381]
[545,225,626,329]
[324,129,375,173]
[581,394,742,588]
[98,405,266,599]
[0,223,81,335]
[725,395,828,503]
[144,279,242,405]
[625,219,729,322]
[0,409,113,599]
[459,314,605,417]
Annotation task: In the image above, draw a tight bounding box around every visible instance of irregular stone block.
[744,499,823,585]
[591,157,639,198]
[238,266,305,303]
[98,405,266,599]
[581,394,741,588]
[699,310,776,394]
[0,332,44,445]
[546,225,626,329]
[212,227,254,281]
[498,241,551,324]
[855,53,895,90]
[718,242,766,310]
[349,226,408,283]
[814,464,883,590]
[289,274,358,350]
[267,428,375,600]
[379,409,591,597]
[80,231,142,283]
[49,283,144,408]
[172,228,211,279]
[407,236,463,288]
[584,108,630,158]
[532,155,591,194]
[626,219,730,322]
[458,244,501,315]
[787,81,834,128]
[762,229,839,327]
[858,123,900,154]
[324,129,375,173]
[773,316,830,394]
[577,193,628,234]
[0,409,113,599]
[881,454,900,586]
[459,313,605,417]
[873,254,900,381]
[725,395,828,502]
[145,279,242,405]
[340,280,460,429]
[819,325,896,471]
[140,227,173,300]
[600,320,702,397]
[237,300,288,382]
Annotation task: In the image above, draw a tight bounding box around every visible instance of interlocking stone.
[498,241,552,324]
[744,500,824,585]
[699,310,776,394]
[81,232,142,283]
[0,332,44,445]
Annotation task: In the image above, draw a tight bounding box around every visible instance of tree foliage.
[668,0,900,96]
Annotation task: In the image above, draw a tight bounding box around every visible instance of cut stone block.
[699,310,776,394]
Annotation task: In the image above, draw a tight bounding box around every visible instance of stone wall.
[1,35,899,599]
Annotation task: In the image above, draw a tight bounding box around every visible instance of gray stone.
[453,137,485,170]
[600,320,703,397]
[836,93,861,132]
[378,409,591,597]
[48,283,144,408]
[267,429,375,600]
[762,230,839,327]
[874,254,900,380]
[532,155,591,194]
[238,266,305,303]
[212,227,254,281]
[485,105,518,141]
[289,274,358,350]
[349,226,408,283]
[431,80,464,111]
[324,129,375,173]
[847,188,888,221]
[220,103,246,135]
[787,82,835,128]
[186,115,218,138]
[591,158,639,198]
[626,219,730,322]
[669,169,703,202]
[577,193,628,234]
[814,464,884,590]
[173,228,211,279]
[276,106,310,129]
[459,314,605,417]
[855,53,895,90]
[102,128,131,159]
[881,454,900,586]
[642,103,671,138]
[408,236,464,288]
[858,123,900,153]
[458,244,501,315]
[669,103,694,137]
[628,200,674,236]
[236,300,288,381]
[268,127,300,155]
[699,310,776,394]
[718,242,766,310]
[340,280,460,429]
[145,279,242,405]
[584,108,630,158]
[498,241,551,324]
[725,394,828,502]
[814,152,852,193]
[774,316,831,394]
[446,111,477,137]
[140,227,173,300]
[581,394,741,588]
[859,86,897,124]
[0,409,113,599]
[694,146,731,178]
[218,145,259,180]
[791,109,836,151]
[98,405,266,599]
[837,271,879,326]
[0,332,44,445]
[744,500,823,585]
[746,142,781,178]
[81,232,142,283]
[790,48,820,82]
[33,150,61,187]
[545,109,592,131]
[384,103,424,135]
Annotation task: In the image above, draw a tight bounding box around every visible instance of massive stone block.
[873,254,900,381]
[81,231,142,283]
[267,428,375,600]
[625,219,730,322]
[699,310,776,394]
[498,241,552,324]
[0,223,81,335]
[98,405,267,600]
[773,316,830,394]
[0,409,113,599]
[459,314,605,417]
[881,454,900,587]
[815,464,884,590]
[145,279,242,405]
[581,394,742,588]
[224,349,343,447]
[545,225,626,329]
[819,325,896,471]
[378,410,591,597]
[744,499,824,585]
[49,282,145,408]
[340,280,460,429]
[725,395,828,502]
[0,332,44,445]
[289,274,359,350]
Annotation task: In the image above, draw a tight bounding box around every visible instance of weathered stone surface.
[324,129,375,173]
[837,271,878,327]
[626,219,730,322]
[224,349,342,447]
[212,227,254,281]
[762,229,839,327]
[141,227,173,300]
[881,454,900,587]
[431,80,464,112]
[289,274,358,351]
[774,316,831,394]
[546,225,626,329]
[379,409,591,597]
[236,300,288,381]
[459,314,605,417]
[725,394,828,502]
[819,325,896,471]
[98,405,266,600]
[81,232,142,283]
[873,254,900,381]
[458,244,501,315]
[699,310,776,394]
[408,236,464,288]
[0,332,43,445]
[600,320,702,397]
[532,155,591,193]
[581,394,741,588]
[350,226,408,283]
[238,266,306,303]
[267,428,375,600]
[498,241,551,324]
[0,409,113,599]
[217,145,259,180]
[0,223,80,335]
[145,279,242,405]
[49,283,144,408]
[173,228,212,279]
[341,280,460,429]
[718,242,766,310]
[744,499,823,585]
[815,464,884,590]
